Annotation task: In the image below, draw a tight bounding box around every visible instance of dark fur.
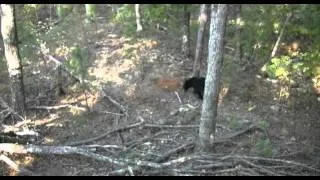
[183,77,205,100]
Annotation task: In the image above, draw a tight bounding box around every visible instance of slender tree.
[0,4,26,115]
[193,4,209,77]
[233,4,244,65]
[135,4,143,32]
[181,5,191,58]
[198,4,228,152]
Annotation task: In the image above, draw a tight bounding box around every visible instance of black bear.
[183,77,205,100]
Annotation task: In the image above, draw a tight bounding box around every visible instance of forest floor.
[0,17,319,176]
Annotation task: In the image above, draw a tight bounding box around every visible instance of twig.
[99,111,124,116]
[193,162,234,170]
[108,166,139,176]
[114,112,124,145]
[0,154,39,176]
[174,91,182,104]
[144,124,199,128]
[0,96,25,121]
[66,117,145,146]
[43,54,80,83]
[232,155,320,174]
[212,166,241,175]
[238,167,261,176]
[127,166,134,176]
[28,104,86,111]
[144,123,228,130]
[155,142,195,163]
[124,130,169,149]
[100,89,128,117]
[214,123,261,142]
[79,144,124,150]
[238,158,279,176]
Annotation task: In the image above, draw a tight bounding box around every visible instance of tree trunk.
[135,4,143,32]
[0,4,26,116]
[270,11,293,59]
[85,4,96,18]
[85,4,96,23]
[56,4,73,19]
[198,4,227,152]
[233,4,243,65]
[181,5,191,58]
[193,4,209,77]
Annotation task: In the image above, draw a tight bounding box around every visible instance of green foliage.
[228,115,239,129]
[113,4,135,23]
[258,4,320,85]
[21,4,41,24]
[112,4,199,37]
[85,4,96,18]
[262,48,320,83]
[15,17,40,64]
[299,49,320,77]
[64,44,89,80]
[123,23,138,37]
[253,138,273,157]
[262,56,291,80]
[240,5,279,59]
[56,4,73,19]
[259,120,269,130]
[85,4,97,23]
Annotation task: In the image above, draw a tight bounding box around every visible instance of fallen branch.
[0,143,128,166]
[0,125,38,138]
[28,104,86,111]
[66,117,145,146]
[193,162,234,170]
[99,111,125,116]
[0,143,95,155]
[0,109,11,122]
[155,142,195,163]
[100,89,129,117]
[232,155,320,174]
[144,124,198,129]
[238,157,279,176]
[79,144,124,150]
[214,123,262,142]
[144,123,228,130]
[124,130,169,149]
[0,154,39,176]
[0,143,197,172]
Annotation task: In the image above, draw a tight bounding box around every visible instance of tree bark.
[181,5,191,58]
[135,4,143,32]
[198,4,228,152]
[56,4,73,19]
[1,4,26,116]
[233,4,243,65]
[193,4,209,77]
[270,11,293,59]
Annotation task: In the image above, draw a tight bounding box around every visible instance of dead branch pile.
[1,116,319,176]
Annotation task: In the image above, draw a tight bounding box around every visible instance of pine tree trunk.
[193,4,208,77]
[181,5,190,58]
[0,4,26,116]
[198,4,228,152]
[135,4,143,32]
